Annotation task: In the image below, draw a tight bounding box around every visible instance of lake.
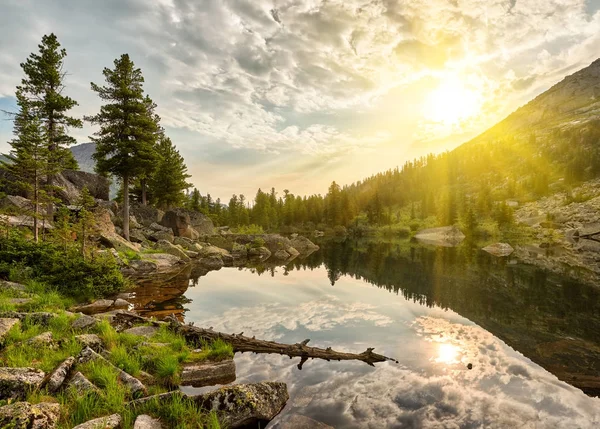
[129,240,600,428]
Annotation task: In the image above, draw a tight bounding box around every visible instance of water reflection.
[128,239,600,427]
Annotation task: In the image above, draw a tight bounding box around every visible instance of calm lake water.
[129,240,600,428]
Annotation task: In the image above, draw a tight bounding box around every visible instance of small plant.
[249,237,266,249]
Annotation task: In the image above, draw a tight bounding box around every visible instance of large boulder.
[42,357,75,393]
[149,230,175,243]
[98,233,141,253]
[415,226,465,247]
[154,240,191,262]
[130,204,165,227]
[58,170,110,202]
[482,243,515,257]
[0,196,34,214]
[161,208,214,238]
[134,415,162,429]
[191,382,288,429]
[0,318,19,343]
[133,254,184,273]
[290,236,320,255]
[181,359,236,388]
[0,367,45,400]
[0,402,60,429]
[248,246,271,261]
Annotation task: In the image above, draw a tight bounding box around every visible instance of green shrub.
[249,237,266,249]
[0,233,126,299]
[233,224,264,234]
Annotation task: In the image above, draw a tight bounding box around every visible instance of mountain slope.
[70,142,96,174]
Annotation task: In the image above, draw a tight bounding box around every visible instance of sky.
[1,0,600,201]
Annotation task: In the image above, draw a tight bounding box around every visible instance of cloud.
[1,0,599,196]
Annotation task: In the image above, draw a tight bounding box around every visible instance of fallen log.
[166,316,397,368]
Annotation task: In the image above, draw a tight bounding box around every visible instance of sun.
[423,75,482,126]
[435,342,461,364]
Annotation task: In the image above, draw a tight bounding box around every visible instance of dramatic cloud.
[1,0,599,196]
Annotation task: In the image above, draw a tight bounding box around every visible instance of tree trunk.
[141,178,147,206]
[33,173,39,243]
[123,174,130,241]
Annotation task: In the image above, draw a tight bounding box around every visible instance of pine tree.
[189,188,201,212]
[18,33,82,216]
[149,136,191,209]
[86,54,160,240]
[1,91,50,242]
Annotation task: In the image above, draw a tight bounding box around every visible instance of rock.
[43,356,75,393]
[73,299,116,315]
[0,318,19,342]
[272,249,291,260]
[99,232,141,253]
[129,229,148,244]
[313,230,325,237]
[135,254,184,273]
[199,255,224,270]
[154,240,190,262]
[261,234,294,254]
[248,246,271,261]
[0,402,60,429]
[128,391,183,408]
[133,415,162,429]
[0,195,35,214]
[68,371,100,395]
[482,243,515,257]
[198,245,230,258]
[149,230,175,243]
[58,170,110,202]
[149,222,171,232]
[9,298,33,305]
[72,414,122,429]
[0,280,26,292]
[75,334,104,352]
[0,312,54,325]
[161,208,214,237]
[181,359,236,387]
[274,414,334,429]
[231,243,248,261]
[131,204,165,228]
[0,367,45,400]
[136,371,156,386]
[289,236,319,255]
[185,250,199,259]
[415,226,466,247]
[123,325,159,338]
[191,381,288,429]
[72,314,100,330]
[173,236,194,250]
[26,331,54,347]
[78,347,147,397]
[113,298,129,309]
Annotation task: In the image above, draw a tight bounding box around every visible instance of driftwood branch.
[166,316,397,367]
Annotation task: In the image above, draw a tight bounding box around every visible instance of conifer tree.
[1,91,50,242]
[86,54,160,240]
[149,136,191,209]
[18,33,82,215]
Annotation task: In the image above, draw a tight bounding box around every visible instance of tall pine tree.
[18,33,82,216]
[86,54,160,240]
[150,136,191,209]
[1,91,50,242]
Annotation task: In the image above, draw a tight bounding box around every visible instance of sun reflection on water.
[435,342,461,364]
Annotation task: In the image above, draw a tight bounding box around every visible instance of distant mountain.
[70,142,96,174]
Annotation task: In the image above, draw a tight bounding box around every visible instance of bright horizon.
[1,0,600,201]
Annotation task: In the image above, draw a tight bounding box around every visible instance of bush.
[249,237,266,249]
[0,232,125,299]
[233,224,264,234]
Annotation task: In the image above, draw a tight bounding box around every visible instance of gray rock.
[185,250,199,259]
[248,246,271,261]
[275,414,334,429]
[57,170,110,202]
[149,222,171,232]
[0,367,45,400]
[75,334,104,353]
[113,298,130,309]
[26,331,54,347]
[68,371,100,395]
[154,240,190,262]
[99,232,141,253]
[272,249,292,261]
[78,347,147,397]
[482,243,515,257]
[123,325,159,338]
[149,230,175,243]
[0,312,55,325]
[161,208,214,237]
[43,356,75,393]
[133,414,162,429]
[173,236,194,250]
[0,280,26,292]
[0,401,60,429]
[129,229,148,244]
[415,226,466,247]
[135,254,184,273]
[73,300,115,315]
[199,255,224,270]
[191,381,288,429]
[290,236,320,255]
[181,359,236,388]
[72,314,100,330]
[72,413,122,429]
[128,391,182,408]
[0,318,19,342]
